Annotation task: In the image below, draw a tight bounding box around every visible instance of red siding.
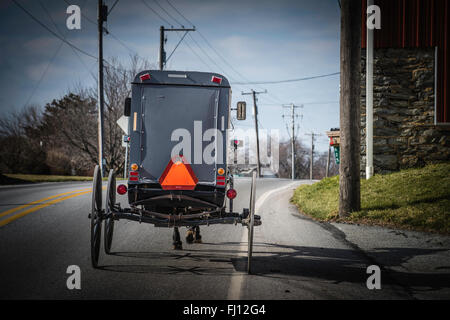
[361,0,449,123]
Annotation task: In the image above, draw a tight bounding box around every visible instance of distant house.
[360,0,450,175]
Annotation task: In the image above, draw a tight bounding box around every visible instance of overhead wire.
[39,0,97,82]
[140,0,173,26]
[231,72,340,85]
[12,0,98,60]
[61,0,148,63]
[154,0,184,27]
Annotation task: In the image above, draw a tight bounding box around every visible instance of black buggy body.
[89,70,260,273]
[127,70,231,213]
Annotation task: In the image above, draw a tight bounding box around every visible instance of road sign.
[334,146,340,164]
[116,116,129,135]
[122,135,129,147]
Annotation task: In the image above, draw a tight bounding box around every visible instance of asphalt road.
[0,178,445,299]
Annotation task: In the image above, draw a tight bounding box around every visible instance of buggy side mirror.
[236,101,246,120]
[124,97,131,117]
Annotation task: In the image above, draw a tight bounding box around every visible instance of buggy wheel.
[104,169,116,254]
[91,165,103,268]
[247,169,257,274]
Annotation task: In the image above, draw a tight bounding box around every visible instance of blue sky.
[0,0,341,152]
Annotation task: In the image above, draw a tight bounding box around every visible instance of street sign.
[116,116,129,135]
[122,135,129,147]
[334,146,340,164]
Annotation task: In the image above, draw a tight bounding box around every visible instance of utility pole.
[242,89,267,178]
[339,0,361,217]
[159,26,196,70]
[97,0,107,176]
[159,26,164,70]
[305,132,321,180]
[326,145,331,178]
[310,134,313,180]
[282,104,303,180]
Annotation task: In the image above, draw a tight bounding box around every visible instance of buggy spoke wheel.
[104,169,116,254]
[247,169,257,274]
[90,165,102,268]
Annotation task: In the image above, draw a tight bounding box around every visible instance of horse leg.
[185,227,194,244]
[193,225,202,243]
[172,227,182,250]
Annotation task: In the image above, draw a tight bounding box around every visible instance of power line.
[260,101,339,106]
[38,0,98,82]
[177,33,214,70]
[140,0,173,26]
[187,33,238,82]
[108,0,120,15]
[161,0,283,104]
[166,0,195,27]
[232,72,340,85]
[61,0,147,62]
[154,0,184,27]
[144,0,281,106]
[12,0,98,60]
[166,30,189,62]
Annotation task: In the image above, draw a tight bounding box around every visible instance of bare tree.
[0,106,47,174]
[277,139,339,180]
[91,55,152,174]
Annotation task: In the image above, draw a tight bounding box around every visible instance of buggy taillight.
[117,184,127,195]
[211,76,222,84]
[226,189,237,199]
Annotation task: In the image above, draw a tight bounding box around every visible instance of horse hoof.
[173,242,183,250]
[186,230,194,244]
[193,235,202,243]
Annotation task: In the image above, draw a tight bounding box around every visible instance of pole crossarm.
[159,27,196,70]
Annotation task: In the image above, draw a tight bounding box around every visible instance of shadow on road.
[99,242,449,294]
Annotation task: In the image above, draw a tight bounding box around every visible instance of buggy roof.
[132,70,230,88]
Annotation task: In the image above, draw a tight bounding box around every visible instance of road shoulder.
[292,206,450,299]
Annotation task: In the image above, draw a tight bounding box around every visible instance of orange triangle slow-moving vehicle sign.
[159,156,198,190]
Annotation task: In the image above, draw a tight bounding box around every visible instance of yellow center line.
[0,188,91,219]
[0,190,92,227]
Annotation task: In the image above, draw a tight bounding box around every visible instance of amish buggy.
[89,70,261,273]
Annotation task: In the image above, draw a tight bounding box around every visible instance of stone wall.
[360,48,450,177]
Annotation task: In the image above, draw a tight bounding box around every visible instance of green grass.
[1,173,126,184]
[292,163,450,234]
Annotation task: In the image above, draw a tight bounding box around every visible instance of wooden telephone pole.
[159,26,195,70]
[97,0,107,176]
[339,0,361,217]
[305,132,321,180]
[242,89,267,178]
[282,104,303,180]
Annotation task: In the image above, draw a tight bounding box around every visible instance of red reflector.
[211,76,222,84]
[159,156,198,190]
[129,176,138,181]
[117,184,127,195]
[217,176,225,181]
[217,181,225,186]
[140,73,151,81]
[226,189,237,199]
[129,171,138,176]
